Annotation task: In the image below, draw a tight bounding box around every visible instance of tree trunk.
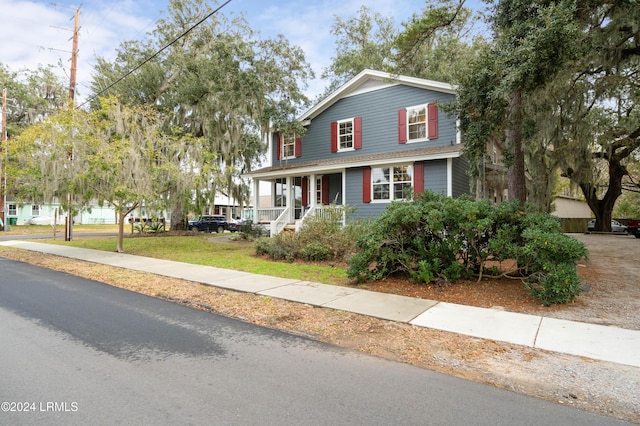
[581,155,625,232]
[115,203,138,253]
[117,211,126,253]
[170,207,185,231]
[506,90,527,204]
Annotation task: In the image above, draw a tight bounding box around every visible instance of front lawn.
[59,234,350,286]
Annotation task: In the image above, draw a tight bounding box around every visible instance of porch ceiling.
[246,143,464,179]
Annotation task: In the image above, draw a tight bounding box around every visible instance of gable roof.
[300,69,457,123]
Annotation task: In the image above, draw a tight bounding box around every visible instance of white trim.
[371,164,414,203]
[280,134,296,160]
[248,149,462,180]
[336,118,356,152]
[341,169,346,206]
[405,103,430,143]
[447,158,453,197]
[300,69,456,122]
[266,132,273,167]
[310,174,317,207]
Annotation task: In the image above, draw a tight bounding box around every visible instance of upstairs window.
[408,106,427,140]
[276,134,301,160]
[338,119,354,151]
[331,117,362,153]
[282,135,296,159]
[398,103,438,143]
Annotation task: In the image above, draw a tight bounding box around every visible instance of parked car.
[586,219,627,233]
[227,218,246,233]
[28,216,55,225]
[188,215,228,233]
[625,219,640,238]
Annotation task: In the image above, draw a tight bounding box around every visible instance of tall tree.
[86,98,192,252]
[320,6,397,97]
[10,97,191,252]
[458,0,580,205]
[0,63,67,137]
[555,1,640,231]
[394,0,482,83]
[90,0,313,228]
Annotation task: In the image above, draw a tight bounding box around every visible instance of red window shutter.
[428,103,438,139]
[301,177,308,206]
[322,175,330,205]
[330,122,338,153]
[295,137,302,158]
[398,109,407,144]
[354,117,362,150]
[362,166,371,203]
[413,161,424,195]
[276,133,281,160]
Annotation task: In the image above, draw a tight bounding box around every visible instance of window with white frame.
[31,204,40,216]
[338,119,354,151]
[281,135,296,159]
[372,165,413,201]
[316,177,322,204]
[407,105,427,141]
[8,204,17,215]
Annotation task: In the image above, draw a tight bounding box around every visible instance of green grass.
[59,234,351,286]
[2,224,120,235]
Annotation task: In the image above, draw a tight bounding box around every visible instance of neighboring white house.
[4,191,244,227]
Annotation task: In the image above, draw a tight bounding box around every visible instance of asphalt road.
[0,258,630,425]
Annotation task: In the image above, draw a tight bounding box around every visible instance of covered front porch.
[247,171,345,236]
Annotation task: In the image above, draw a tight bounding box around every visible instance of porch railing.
[270,206,290,237]
[295,205,345,232]
[252,207,286,223]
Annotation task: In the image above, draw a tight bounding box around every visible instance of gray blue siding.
[344,158,461,220]
[424,160,447,195]
[452,157,471,198]
[345,168,387,219]
[273,85,457,166]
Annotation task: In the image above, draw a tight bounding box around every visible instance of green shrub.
[268,232,299,262]
[526,263,583,306]
[256,205,360,263]
[347,191,588,305]
[300,241,331,261]
[237,220,268,240]
[255,237,273,256]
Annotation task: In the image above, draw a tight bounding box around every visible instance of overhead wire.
[80,0,233,108]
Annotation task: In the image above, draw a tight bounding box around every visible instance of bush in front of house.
[347,191,588,305]
[255,205,367,263]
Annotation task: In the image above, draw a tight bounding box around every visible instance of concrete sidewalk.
[2,240,639,368]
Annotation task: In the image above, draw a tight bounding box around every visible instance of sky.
[2,0,429,104]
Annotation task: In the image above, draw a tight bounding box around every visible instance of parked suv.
[188,215,228,233]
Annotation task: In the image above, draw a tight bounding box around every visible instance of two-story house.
[246,69,469,235]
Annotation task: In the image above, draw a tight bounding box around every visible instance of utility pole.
[1,88,6,231]
[69,7,79,102]
[65,7,79,241]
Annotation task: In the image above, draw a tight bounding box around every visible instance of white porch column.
[252,179,259,223]
[447,158,453,197]
[286,175,293,223]
[310,174,317,208]
[341,169,346,205]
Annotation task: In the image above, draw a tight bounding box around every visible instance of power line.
[80,0,233,108]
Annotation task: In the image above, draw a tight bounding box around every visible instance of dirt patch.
[1,233,639,423]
